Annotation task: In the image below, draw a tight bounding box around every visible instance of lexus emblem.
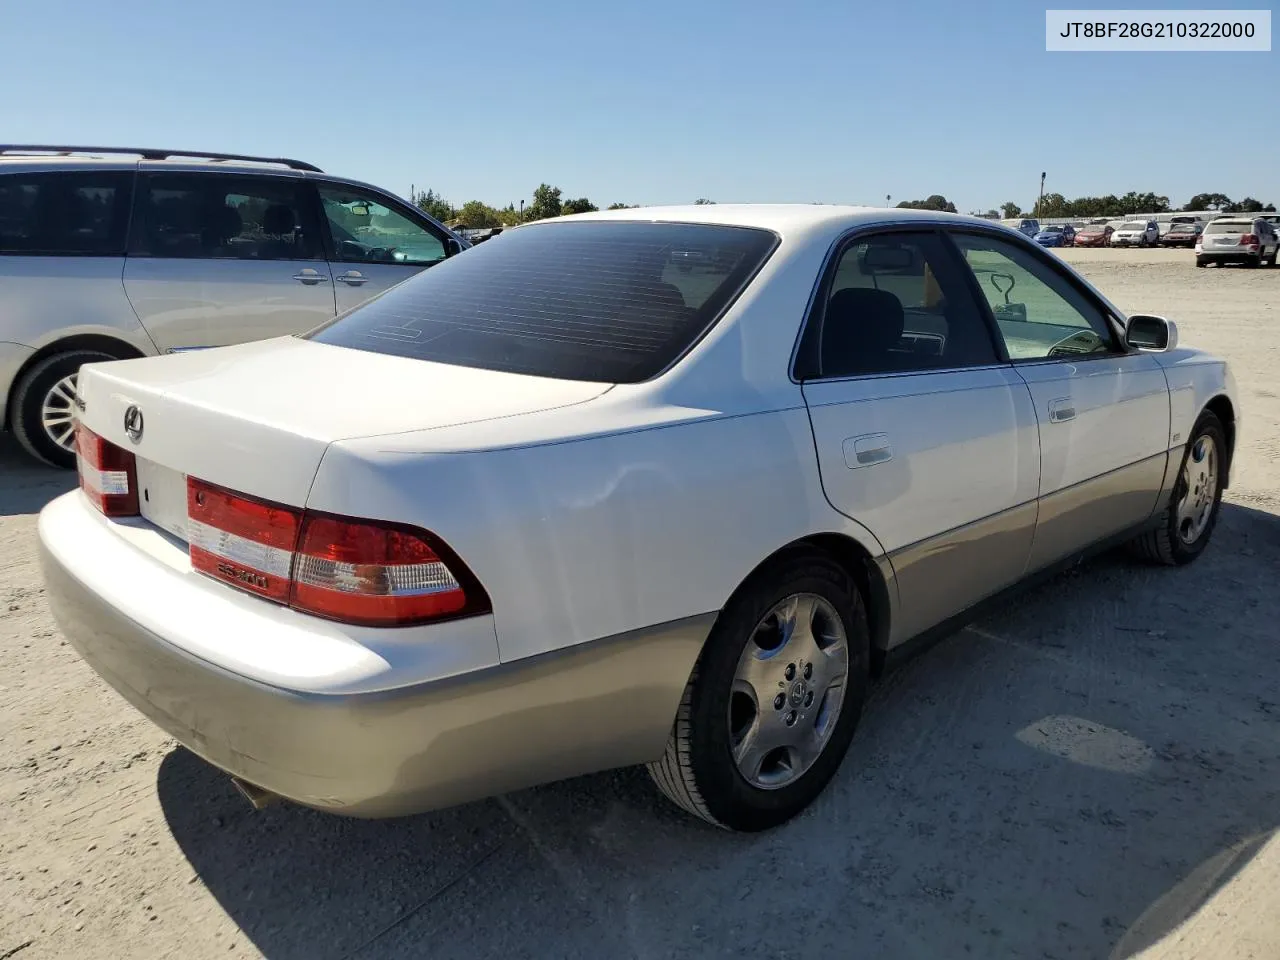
[123,405,144,444]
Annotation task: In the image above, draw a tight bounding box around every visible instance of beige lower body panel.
[882,452,1171,648]
[886,501,1038,647]
[41,540,714,818]
[1026,452,1168,574]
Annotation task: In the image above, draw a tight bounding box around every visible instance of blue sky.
[6,0,1276,212]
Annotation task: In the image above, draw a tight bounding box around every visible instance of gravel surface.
[2,247,1278,959]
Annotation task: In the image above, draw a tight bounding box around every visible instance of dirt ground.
[2,247,1278,960]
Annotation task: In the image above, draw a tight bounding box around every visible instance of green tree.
[1232,197,1265,213]
[495,204,521,226]
[693,198,715,205]
[561,197,598,215]
[525,184,563,221]
[1000,201,1023,219]
[415,188,454,222]
[896,194,957,213]
[607,202,635,210]
[1184,192,1233,212]
[457,200,501,229]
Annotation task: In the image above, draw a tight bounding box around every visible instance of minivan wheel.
[647,551,870,831]
[11,350,117,469]
[1128,410,1225,566]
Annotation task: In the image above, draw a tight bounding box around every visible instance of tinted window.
[1203,221,1250,235]
[0,170,132,256]
[319,185,445,265]
[132,174,319,260]
[810,231,998,378]
[308,221,777,382]
[953,233,1118,360]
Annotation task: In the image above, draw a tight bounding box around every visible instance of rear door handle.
[336,271,368,286]
[1048,398,1076,423]
[292,269,329,285]
[842,433,892,469]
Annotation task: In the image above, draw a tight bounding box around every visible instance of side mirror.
[1126,314,1178,352]
[445,237,463,257]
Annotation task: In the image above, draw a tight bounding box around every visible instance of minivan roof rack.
[0,145,322,173]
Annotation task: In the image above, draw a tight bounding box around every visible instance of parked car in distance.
[40,204,1238,832]
[1074,224,1113,247]
[1195,217,1280,268]
[1110,220,1160,247]
[0,145,468,468]
[1033,224,1074,247]
[1160,222,1203,248]
[1000,217,1041,238]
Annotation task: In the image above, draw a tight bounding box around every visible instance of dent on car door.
[122,172,336,352]
[316,184,449,313]
[798,230,1040,646]
[950,231,1170,571]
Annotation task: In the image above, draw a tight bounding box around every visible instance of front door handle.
[1048,398,1076,423]
[336,271,368,286]
[292,268,329,285]
[842,433,892,469]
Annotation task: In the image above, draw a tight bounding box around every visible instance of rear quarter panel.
[309,404,886,664]
[0,255,157,355]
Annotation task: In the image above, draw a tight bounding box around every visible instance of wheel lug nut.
[773,693,785,710]
[785,711,797,726]
[803,663,812,680]
[804,690,814,707]
[784,664,796,681]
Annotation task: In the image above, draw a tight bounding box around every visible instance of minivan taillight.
[184,477,490,627]
[76,426,139,517]
[1241,233,1259,246]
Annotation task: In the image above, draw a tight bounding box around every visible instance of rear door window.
[308,220,777,382]
[0,170,133,256]
[130,173,321,260]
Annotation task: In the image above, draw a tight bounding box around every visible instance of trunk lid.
[75,337,612,511]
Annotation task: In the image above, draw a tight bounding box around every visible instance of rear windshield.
[1121,221,1147,230]
[307,220,778,383]
[1204,221,1248,234]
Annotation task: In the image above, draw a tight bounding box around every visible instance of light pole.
[1037,172,1046,220]
[886,194,891,208]
[519,199,525,223]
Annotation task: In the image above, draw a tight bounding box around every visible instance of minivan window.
[131,173,320,260]
[308,221,778,382]
[0,170,133,256]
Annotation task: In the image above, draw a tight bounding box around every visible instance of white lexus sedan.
[39,206,1238,832]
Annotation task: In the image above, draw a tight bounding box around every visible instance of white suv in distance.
[1195,217,1280,268]
[1109,219,1160,247]
[0,145,467,468]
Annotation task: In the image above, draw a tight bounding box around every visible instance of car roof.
[519,204,1012,240]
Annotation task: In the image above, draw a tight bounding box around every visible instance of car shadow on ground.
[0,435,75,517]
[155,500,1280,959]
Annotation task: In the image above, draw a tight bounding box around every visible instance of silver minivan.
[0,146,467,467]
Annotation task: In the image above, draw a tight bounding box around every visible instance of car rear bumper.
[1196,249,1261,262]
[39,492,712,817]
[0,341,36,427]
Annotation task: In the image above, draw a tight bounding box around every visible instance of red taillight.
[183,477,489,626]
[1241,234,1259,246]
[187,478,300,603]
[76,426,139,517]
[291,514,486,626]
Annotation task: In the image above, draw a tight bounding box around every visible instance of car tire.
[10,349,118,469]
[1195,257,1206,268]
[1128,410,1226,566]
[647,550,870,831]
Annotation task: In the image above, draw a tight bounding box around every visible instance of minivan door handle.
[1048,398,1076,423]
[292,268,329,285]
[336,271,368,286]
